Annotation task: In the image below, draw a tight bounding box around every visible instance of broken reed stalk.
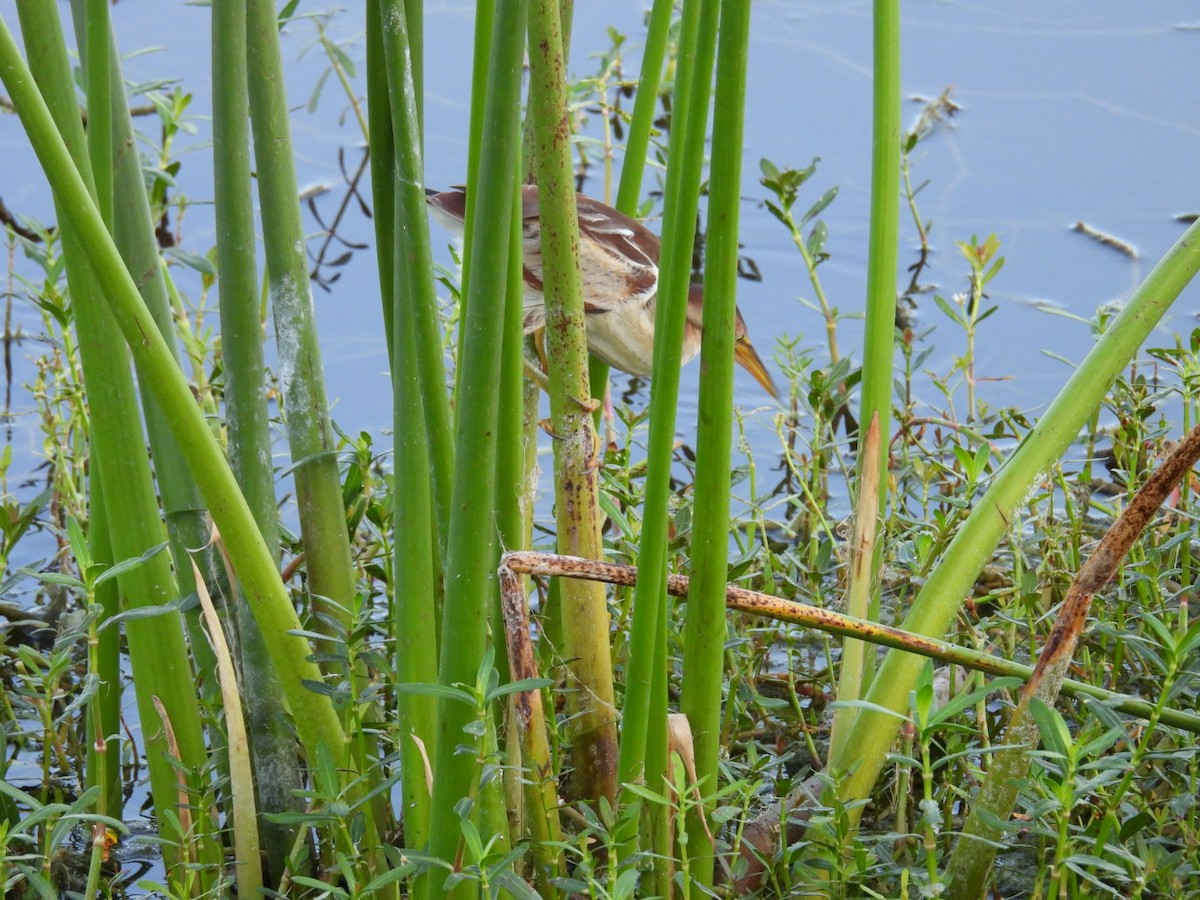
[498,551,1200,734]
[829,412,882,762]
[497,564,564,891]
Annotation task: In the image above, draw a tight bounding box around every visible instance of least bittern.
[427,185,778,399]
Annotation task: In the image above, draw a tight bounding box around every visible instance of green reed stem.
[481,181,526,855]
[374,0,439,856]
[423,1,527,893]
[82,0,110,227]
[527,0,620,805]
[679,0,751,888]
[405,0,423,137]
[366,7,396,367]
[377,0,455,559]
[84,470,120,817]
[827,0,901,759]
[467,0,494,189]
[76,2,119,823]
[492,33,526,694]
[618,0,717,805]
[614,0,672,216]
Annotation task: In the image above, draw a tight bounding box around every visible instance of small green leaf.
[16,568,85,592]
[395,682,476,706]
[933,293,965,326]
[806,220,828,259]
[94,542,169,588]
[488,677,553,702]
[1029,698,1072,759]
[66,518,90,570]
[800,185,839,227]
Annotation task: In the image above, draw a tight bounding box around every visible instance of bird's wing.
[574,196,659,312]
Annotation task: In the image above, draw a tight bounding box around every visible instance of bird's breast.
[584,299,701,377]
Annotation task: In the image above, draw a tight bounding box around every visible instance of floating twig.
[1071,220,1138,259]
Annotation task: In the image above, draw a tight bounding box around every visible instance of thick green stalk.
[15,0,218,880]
[857,0,900,495]
[526,0,619,804]
[474,198,519,874]
[404,0,422,136]
[466,0,495,188]
[679,0,751,887]
[455,0,493,373]
[595,0,673,420]
[210,0,282,646]
[82,0,110,226]
[492,58,527,694]
[366,5,396,366]
[831,0,901,752]
[423,1,527,894]
[244,0,357,646]
[374,0,439,855]
[818,216,1200,833]
[212,0,304,878]
[77,0,119,823]
[0,5,351,800]
[616,0,715,794]
[368,3,447,645]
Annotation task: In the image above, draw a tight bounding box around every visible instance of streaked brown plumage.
[426,185,778,399]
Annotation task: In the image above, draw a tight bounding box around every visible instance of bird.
[426,185,779,400]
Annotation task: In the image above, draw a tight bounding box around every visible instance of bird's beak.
[734,337,779,400]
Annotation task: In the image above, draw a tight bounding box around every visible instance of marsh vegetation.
[0,2,1198,898]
